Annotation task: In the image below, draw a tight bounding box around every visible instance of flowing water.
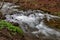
[0,2,60,39]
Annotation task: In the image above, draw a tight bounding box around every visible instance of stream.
[0,2,60,39]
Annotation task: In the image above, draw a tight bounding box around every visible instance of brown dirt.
[0,28,39,40]
[0,0,60,14]
[44,18,60,29]
[0,28,25,40]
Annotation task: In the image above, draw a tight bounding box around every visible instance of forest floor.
[0,0,60,40]
[0,28,33,40]
[0,28,25,40]
[0,28,40,40]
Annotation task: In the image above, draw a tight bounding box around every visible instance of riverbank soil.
[0,28,25,40]
[0,0,60,15]
[0,28,40,40]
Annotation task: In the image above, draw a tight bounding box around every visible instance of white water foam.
[5,12,60,37]
[1,2,60,38]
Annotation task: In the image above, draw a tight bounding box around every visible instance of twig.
[0,0,4,9]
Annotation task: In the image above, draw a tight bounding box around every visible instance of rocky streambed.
[0,2,60,40]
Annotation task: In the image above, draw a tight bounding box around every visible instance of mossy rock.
[0,20,23,35]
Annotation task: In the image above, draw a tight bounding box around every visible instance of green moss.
[57,12,60,16]
[0,20,23,35]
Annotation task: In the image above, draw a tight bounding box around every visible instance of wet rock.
[5,10,60,39]
[44,18,60,29]
[0,12,5,19]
